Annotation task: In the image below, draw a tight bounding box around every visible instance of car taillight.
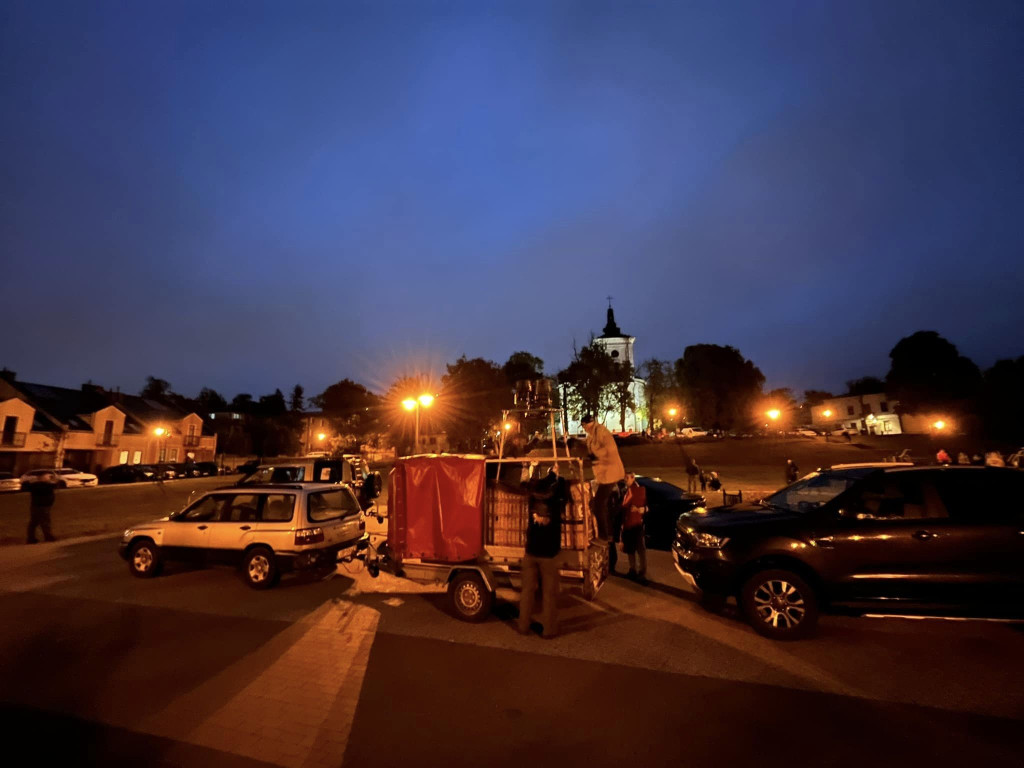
[294,527,324,545]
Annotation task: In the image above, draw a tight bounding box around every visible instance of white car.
[20,467,98,488]
[119,483,369,589]
[678,427,709,438]
[0,472,21,492]
[794,428,820,438]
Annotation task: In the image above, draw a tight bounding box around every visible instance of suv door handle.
[197,525,208,530]
[913,530,937,541]
[239,525,251,531]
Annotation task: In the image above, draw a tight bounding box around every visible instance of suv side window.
[937,470,1024,523]
[180,495,226,522]
[260,494,296,523]
[843,473,948,520]
[220,494,261,523]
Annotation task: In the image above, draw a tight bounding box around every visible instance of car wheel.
[129,539,162,578]
[741,568,819,640]
[448,571,493,622]
[243,547,279,590]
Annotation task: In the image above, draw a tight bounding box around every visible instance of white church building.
[563,305,649,434]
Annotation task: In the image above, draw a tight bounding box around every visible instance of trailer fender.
[447,564,496,594]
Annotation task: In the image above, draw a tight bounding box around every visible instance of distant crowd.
[934,448,1022,468]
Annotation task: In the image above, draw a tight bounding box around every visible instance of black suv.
[673,464,1024,639]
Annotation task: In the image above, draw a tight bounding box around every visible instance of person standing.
[620,472,648,583]
[699,468,707,492]
[957,451,970,465]
[686,459,699,492]
[785,459,799,485]
[581,414,625,573]
[518,467,565,638]
[26,470,57,544]
[936,448,952,465]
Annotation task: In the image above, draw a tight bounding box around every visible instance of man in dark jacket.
[27,471,57,544]
[518,467,565,638]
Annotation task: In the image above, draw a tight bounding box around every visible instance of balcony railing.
[96,434,120,447]
[183,435,201,447]
[1,432,27,447]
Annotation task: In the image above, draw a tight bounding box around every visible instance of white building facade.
[563,306,648,434]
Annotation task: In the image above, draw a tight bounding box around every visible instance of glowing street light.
[153,427,166,437]
[504,422,513,431]
[767,409,781,421]
[667,407,678,418]
[403,394,435,453]
[317,432,326,441]
[933,420,946,431]
[823,409,833,418]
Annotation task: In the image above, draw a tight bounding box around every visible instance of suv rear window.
[241,466,305,485]
[937,469,1024,522]
[307,489,359,522]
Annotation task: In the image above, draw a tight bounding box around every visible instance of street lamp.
[317,432,326,442]
[668,407,677,417]
[933,420,946,431]
[767,409,781,421]
[153,426,168,463]
[403,394,434,453]
[823,409,833,418]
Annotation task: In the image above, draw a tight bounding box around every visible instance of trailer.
[365,452,609,621]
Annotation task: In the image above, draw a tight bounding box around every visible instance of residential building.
[810,393,902,435]
[0,373,216,474]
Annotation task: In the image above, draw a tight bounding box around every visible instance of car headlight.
[693,532,730,549]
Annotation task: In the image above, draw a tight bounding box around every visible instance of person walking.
[686,459,699,492]
[26,470,58,544]
[620,472,648,584]
[581,414,625,574]
[518,467,566,638]
[785,459,799,485]
[699,468,707,492]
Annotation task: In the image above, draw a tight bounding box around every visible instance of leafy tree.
[230,393,254,413]
[608,360,636,432]
[257,389,288,418]
[196,387,227,414]
[140,376,171,399]
[441,357,511,451]
[289,384,305,412]
[640,359,679,430]
[558,342,617,422]
[502,351,545,387]
[311,378,380,435]
[674,344,765,430]
[802,390,833,407]
[980,356,1024,441]
[845,377,886,396]
[885,331,982,413]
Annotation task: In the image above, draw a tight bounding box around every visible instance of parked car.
[98,465,150,485]
[0,472,22,492]
[135,464,159,480]
[235,459,261,476]
[20,467,98,488]
[631,476,705,549]
[794,427,820,438]
[238,456,381,509]
[154,463,177,480]
[673,464,1024,640]
[196,461,221,476]
[678,427,709,438]
[119,483,370,589]
[170,462,201,478]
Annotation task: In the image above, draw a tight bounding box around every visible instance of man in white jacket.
[581,414,625,573]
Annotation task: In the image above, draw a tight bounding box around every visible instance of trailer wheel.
[448,571,493,622]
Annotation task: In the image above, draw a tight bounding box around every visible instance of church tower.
[593,302,636,366]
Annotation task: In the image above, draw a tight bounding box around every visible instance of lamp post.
[153,426,167,465]
[402,393,435,454]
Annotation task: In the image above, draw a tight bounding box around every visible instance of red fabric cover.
[387,455,485,562]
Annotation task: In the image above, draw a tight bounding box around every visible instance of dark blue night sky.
[2,1,1021,399]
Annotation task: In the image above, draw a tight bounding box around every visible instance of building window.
[159,447,166,462]
[188,424,196,438]
[169,448,178,461]
[132,451,142,464]
[119,451,129,464]
[846,405,855,416]
[880,401,889,412]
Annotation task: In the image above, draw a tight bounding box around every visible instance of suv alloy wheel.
[129,539,162,578]
[741,568,819,640]
[243,546,279,590]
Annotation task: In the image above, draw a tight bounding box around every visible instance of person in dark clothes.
[27,471,57,544]
[708,471,721,492]
[699,468,707,492]
[518,466,566,638]
[685,459,699,492]
[620,472,648,583]
[785,459,799,485]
